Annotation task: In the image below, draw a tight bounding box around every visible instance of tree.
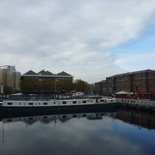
[73,79,90,93]
[5,86,13,95]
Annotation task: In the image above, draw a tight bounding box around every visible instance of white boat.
[0,97,118,115]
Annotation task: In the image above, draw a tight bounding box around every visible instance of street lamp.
[1,84,4,99]
[54,79,58,98]
[54,80,57,92]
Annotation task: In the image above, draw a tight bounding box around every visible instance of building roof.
[57,71,72,76]
[95,80,106,84]
[22,70,73,77]
[38,70,54,75]
[109,69,154,78]
[23,70,37,75]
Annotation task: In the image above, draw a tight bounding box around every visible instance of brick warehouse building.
[20,70,73,95]
[95,69,155,95]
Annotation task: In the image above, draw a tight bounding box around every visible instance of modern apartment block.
[0,65,21,93]
[95,69,155,95]
[20,70,73,94]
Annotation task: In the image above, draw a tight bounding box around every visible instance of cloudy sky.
[0,0,155,83]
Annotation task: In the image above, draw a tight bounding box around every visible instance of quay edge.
[117,98,155,113]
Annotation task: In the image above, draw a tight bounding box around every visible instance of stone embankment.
[117,98,155,112]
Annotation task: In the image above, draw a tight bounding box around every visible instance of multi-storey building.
[0,65,21,94]
[113,69,155,93]
[95,69,155,95]
[89,83,95,95]
[147,71,155,92]
[20,70,73,95]
[115,73,131,92]
[95,80,107,95]
[106,77,115,95]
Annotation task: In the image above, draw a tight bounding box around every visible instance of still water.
[0,110,155,155]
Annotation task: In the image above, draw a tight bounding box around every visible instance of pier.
[117,98,155,112]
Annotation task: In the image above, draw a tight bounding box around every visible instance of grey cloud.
[0,0,155,82]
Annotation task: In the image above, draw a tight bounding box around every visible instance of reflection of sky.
[0,116,155,155]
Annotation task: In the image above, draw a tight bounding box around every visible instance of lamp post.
[1,84,4,99]
[54,80,57,92]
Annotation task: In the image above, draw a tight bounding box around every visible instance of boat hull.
[0,103,118,115]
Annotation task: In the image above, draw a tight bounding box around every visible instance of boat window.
[43,103,48,105]
[83,114,86,117]
[83,101,86,103]
[7,102,12,105]
[29,103,33,105]
[6,119,12,122]
[62,101,67,104]
[73,101,77,104]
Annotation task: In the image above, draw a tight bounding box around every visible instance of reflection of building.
[117,110,155,129]
[20,70,73,94]
[0,65,21,93]
[2,112,116,124]
[95,69,155,95]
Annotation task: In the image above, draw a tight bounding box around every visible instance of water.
[0,111,155,155]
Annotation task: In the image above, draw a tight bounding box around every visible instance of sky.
[0,0,155,83]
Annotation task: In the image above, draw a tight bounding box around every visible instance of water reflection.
[116,110,155,130]
[0,111,155,155]
[1,112,116,124]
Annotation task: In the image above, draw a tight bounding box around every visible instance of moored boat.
[0,97,118,115]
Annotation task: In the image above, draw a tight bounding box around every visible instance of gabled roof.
[95,80,106,84]
[45,71,54,75]
[38,70,54,75]
[113,69,153,77]
[22,70,73,77]
[57,71,72,76]
[23,70,37,75]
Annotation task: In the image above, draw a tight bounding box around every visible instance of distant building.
[0,65,21,94]
[20,70,73,95]
[89,83,95,95]
[113,69,155,93]
[72,91,84,97]
[95,80,106,95]
[95,69,155,95]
